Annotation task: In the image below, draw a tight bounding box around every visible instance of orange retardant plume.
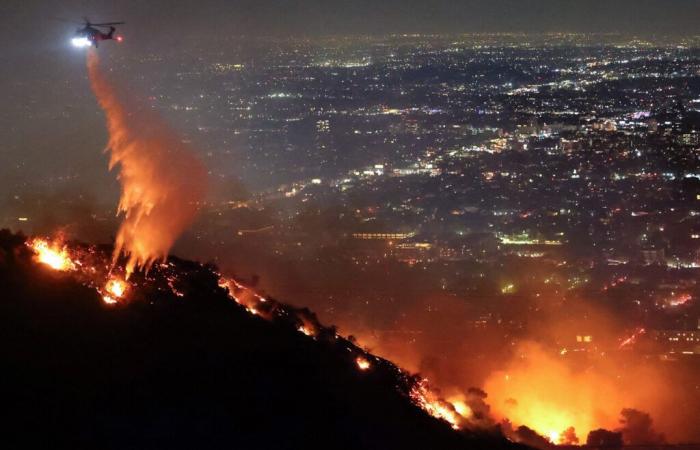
[87,50,206,277]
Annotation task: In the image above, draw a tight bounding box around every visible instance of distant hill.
[0,230,524,449]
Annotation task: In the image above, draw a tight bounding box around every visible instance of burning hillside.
[6,46,686,450]
[1,230,521,449]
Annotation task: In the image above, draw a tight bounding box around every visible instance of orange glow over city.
[484,342,623,443]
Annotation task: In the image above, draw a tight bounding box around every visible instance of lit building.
[352,232,415,240]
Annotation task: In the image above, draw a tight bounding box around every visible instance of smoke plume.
[618,408,665,445]
[87,51,206,276]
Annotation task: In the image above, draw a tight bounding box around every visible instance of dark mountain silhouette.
[0,229,525,450]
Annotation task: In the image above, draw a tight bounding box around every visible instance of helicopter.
[71,18,125,48]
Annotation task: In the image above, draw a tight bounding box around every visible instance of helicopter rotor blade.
[91,22,125,26]
[50,17,84,25]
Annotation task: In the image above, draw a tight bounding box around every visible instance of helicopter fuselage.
[71,20,123,48]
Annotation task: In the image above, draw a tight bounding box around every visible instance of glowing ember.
[298,325,314,336]
[356,356,371,371]
[29,238,75,271]
[619,327,646,349]
[102,295,119,305]
[668,293,692,307]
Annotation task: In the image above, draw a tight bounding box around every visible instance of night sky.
[3,0,700,40]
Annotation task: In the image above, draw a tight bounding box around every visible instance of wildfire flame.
[106,278,126,297]
[297,317,320,338]
[410,379,468,430]
[484,342,623,443]
[298,325,315,336]
[29,238,75,271]
[103,276,127,304]
[28,237,133,306]
[218,276,273,318]
[548,430,561,444]
[102,295,119,305]
[86,50,206,278]
[448,398,473,419]
[356,356,371,371]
